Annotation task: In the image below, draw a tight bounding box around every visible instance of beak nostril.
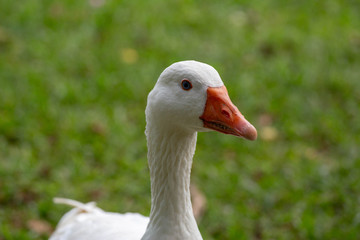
[221,109,231,119]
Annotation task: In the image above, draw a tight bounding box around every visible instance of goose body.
[50,198,149,240]
[50,61,257,240]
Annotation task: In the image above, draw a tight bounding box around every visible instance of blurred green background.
[1,0,360,239]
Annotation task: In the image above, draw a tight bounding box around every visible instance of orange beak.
[199,86,257,140]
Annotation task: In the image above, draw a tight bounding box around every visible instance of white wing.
[50,198,149,240]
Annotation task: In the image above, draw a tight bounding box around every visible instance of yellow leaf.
[260,126,278,141]
[120,48,139,64]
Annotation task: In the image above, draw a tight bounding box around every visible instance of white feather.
[50,61,233,240]
[50,198,149,240]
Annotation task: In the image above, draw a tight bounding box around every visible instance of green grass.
[1,0,360,239]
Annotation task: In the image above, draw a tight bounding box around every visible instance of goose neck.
[142,126,202,240]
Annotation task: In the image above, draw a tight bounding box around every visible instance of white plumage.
[50,198,148,240]
[50,61,257,240]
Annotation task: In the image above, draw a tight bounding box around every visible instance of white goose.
[50,60,257,240]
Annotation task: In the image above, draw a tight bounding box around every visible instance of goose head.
[146,60,257,140]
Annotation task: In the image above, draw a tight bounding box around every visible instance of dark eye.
[181,79,192,91]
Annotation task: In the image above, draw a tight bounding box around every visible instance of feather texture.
[49,61,255,240]
[50,198,149,240]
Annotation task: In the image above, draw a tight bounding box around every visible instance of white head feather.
[146,60,224,133]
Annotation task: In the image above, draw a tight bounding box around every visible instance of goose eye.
[181,79,192,91]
